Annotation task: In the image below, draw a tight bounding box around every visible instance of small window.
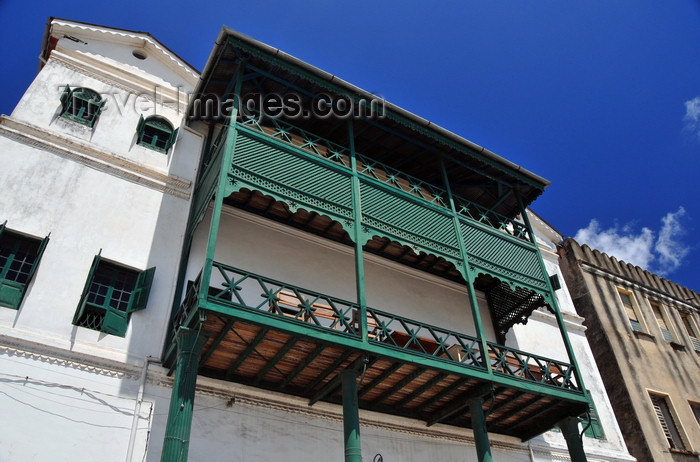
[0,221,49,310]
[618,289,643,333]
[681,313,700,352]
[690,402,700,427]
[73,252,155,337]
[136,115,178,153]
[60,86,104,127]
[649,393,687,450]
[650,301,675,343]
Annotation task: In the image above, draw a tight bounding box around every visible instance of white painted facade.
[0,18,634,462]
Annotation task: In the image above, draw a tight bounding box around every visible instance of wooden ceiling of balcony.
[197,311,583,441]
[225,189,465,284]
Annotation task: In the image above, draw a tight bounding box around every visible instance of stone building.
[559,238,700,461]
[0,18,634,462]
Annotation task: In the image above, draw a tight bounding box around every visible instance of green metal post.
[559,417,588,462]
[348,119,368,341]
[439,157,492,373]
[469,397,493,462]
[161,328,209,462]
[516,194,587,395]
[341,369,362,462]
[199,64,245,301]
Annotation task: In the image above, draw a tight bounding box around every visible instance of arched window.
[136,115,178,153]
[59,86,104,127]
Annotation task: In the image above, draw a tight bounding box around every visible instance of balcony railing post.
[558,417,588,462]
[348,119,368,341]
[341,369,362,462]
[439,156,493,374]
[161,327,209,462]
[469,397,493,462]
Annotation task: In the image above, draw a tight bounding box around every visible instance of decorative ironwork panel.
[359,182,461,262]
[453,196,531,241]
[228,132,354,225]
[486,342,581,391]
[365,307,486,372]
[460,220,547,291]
[204,262,360,336]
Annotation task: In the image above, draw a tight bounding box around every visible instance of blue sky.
[1,1,698,289]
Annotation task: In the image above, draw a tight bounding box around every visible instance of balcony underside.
[190,308,583,441]
[168,264,587,442]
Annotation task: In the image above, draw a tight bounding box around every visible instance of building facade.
[0,18,633,462]
[559,238,700,462]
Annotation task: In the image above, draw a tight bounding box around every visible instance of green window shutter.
[102,309,128,337]
[0,280,24,310]
[128,266,155,313]
[60,85,71,108]
[73,252,102,324]
[166,127,179,150]
[549,274,561,291]
[136,114,145,140]
[24,234,49,286]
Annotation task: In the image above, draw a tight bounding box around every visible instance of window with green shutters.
[581,396,605,439]
[73,252,155,337]
[136,115,178,153]
[59,86,105,127]
[0,221,49,310]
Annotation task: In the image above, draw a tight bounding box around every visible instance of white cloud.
[655,207,690,273]
[574,207,690,276]
[574,220,655,269]
[683,97,700,139]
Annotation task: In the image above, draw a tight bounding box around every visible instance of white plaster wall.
[0,350,151,462]
[0,128,196,363]
[186,208,498,340]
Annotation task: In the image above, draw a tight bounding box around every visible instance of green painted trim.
[559,417,589,462]
[200,67,246,304]
[200,301,587,402]
[341,369,362,462]
[348,120,368,342]
[161,328,210,462]
[440,157,492,374]
[469,397,493,462]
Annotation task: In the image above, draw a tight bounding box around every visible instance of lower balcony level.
[166,261,588,441]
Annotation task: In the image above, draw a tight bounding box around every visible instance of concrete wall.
[560,239,700,462]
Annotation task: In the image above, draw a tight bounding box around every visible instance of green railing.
[174,262,580,392]
[236,115,532,241]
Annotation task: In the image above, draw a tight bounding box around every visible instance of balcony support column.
[200,63,245,302]
[558,417,588,462]
[348,119,368,341]
[516,193,587,394]
[341,369,362,462]
[161,328,209,462]
[439,157,492,373]
[469,397,493,462]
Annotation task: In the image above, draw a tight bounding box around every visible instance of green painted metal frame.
[174,262,587,403]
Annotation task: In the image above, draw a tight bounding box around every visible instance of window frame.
[649,299,678,344]
[136,114,178,153]
[0,221,49,310]
[617,288,646,333]
[73,251,155,337]
[59,85,105,128]
[680,312,700,352]
[648,391,688,451]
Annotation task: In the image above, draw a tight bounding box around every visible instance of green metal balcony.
[167,262,587,441]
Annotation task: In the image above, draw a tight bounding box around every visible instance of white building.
[0,18,634,462]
